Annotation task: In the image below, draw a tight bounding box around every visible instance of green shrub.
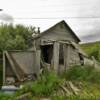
[31,71,61,96]
[51,95,66,100]
[0,93,14,100]
[15,65,100,99]
[16,71,61,97]
[52,95,99,100]
[80,41,100,62]
[63,65,100,83]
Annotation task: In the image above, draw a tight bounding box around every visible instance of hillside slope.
[80,41,100,61]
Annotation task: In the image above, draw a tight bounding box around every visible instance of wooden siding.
[38,23,79,43]
[69,45,81,66]
[3,50,41,85]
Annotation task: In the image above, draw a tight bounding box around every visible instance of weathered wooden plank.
[34,50,41,76]
[5,51,21,81]
[53,42,60,73]
[63,44,67,71]
[33,40,36,51]
[63,44,70,70]
[41,39,54,46]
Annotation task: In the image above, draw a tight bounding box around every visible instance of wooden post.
[33,40,36,51]
[53,42,60,73]
[34,50,41,76]
[63,44,70,71]
[3,51,6,85]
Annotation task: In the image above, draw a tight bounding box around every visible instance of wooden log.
[53,42,60,74]
[67,81,80,95]
[59,85,71,95]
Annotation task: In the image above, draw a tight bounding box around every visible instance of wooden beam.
[34,50,41,76]
[5,51,21,81]
[33,40,36,51]
[63,44,70,71]
[53,42,60,73]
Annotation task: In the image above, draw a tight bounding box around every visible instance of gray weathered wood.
[34,50,41,76]
[63,44,70,70]
[5,51,22,81]
[33,40,36,51]
[53,42,60,73]
[33,21,80,43]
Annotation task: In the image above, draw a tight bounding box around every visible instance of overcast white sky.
[0,0,100,42]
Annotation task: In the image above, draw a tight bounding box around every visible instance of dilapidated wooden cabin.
[3,20,97,86]
[32,20,86,73]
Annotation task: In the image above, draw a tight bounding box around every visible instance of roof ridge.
[32,20,80,42]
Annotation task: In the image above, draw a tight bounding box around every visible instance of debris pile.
[54,81,81,96]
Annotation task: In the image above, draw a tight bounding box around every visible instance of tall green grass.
[15,71,62,97]
[80,41,100,61]
[1,65,100,100]
[62,65,100,83]
[51,95,100,100]
[0,93,14,100]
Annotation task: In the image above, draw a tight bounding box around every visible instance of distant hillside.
[80,41,100,61]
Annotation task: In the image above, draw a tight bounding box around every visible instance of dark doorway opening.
[41,45,53,64]
[79,54,84,65]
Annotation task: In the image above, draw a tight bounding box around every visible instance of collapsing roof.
[70,41,88,57]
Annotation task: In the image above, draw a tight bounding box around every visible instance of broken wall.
[3,50,40,85]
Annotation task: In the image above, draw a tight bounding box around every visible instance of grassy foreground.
[1,65,100,100]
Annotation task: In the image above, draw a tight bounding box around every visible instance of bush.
[52,95,99,100]
[0,93,14,100]
[14,65,100,99]
[63,65,100,83]
[90,50,100,62]
[16,71,61,97]
[80,41,100,62]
